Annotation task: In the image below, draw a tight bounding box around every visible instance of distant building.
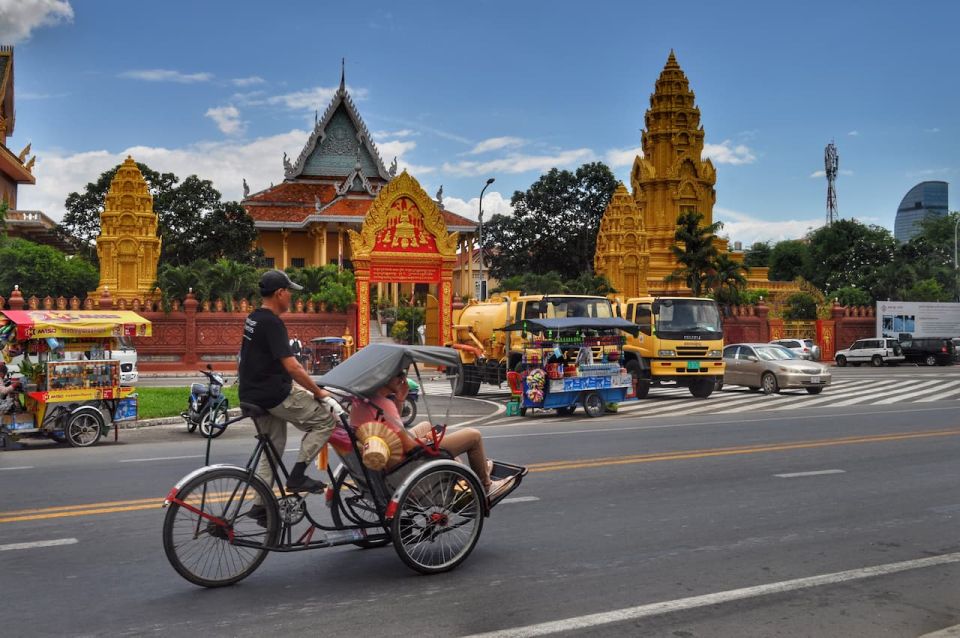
[894,181,949,242]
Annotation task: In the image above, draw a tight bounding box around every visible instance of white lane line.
[774,469,846,478]
[497,496,540,504]
[827,379,943,407]
[463,551,960,638]
[0,538,78,552]
[118,454,204,463]
[873,380,960,404]
[710,378,902,414]
[740,378,915,412]
[0,466,33,471]
[917,387,960,402]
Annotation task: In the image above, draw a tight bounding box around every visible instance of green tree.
[783,292,818,320]
[564,272,617,295]
[59,161,261,266]
[665,210,722,296]
[0,238,99,299]
[0,200,8,235]
[833,286,872,307]
[209,259,259,309]
[805,219,897,297]
[492,271,567,295]
[905,278,950,302]
[484,162,617,280]
[768,240,810,281]
[707,252,749,305]
[743,241,771,268]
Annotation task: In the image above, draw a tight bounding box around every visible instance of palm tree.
[665,210,724,296]
[708,252,749,304]
[209,259,258,310]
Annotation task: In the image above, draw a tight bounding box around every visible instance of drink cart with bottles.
[0,310,150,449]
[498,317,638,418]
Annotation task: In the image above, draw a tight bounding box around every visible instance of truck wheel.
[689,379,714,399]
[626,360,649,399]
[454,364,481,396]
[583,392,604,418]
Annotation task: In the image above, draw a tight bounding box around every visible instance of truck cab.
[615,296,724,398]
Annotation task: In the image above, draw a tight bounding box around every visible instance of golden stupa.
[95,157,162,302]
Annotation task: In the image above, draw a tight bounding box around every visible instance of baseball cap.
[259,269,304,295]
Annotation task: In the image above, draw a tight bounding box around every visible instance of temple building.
[94,157,162,303]
[242,69,480,306]
[595,51,789,298]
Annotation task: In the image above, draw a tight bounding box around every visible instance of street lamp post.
[954,216,960,302]
[478,177,495,301]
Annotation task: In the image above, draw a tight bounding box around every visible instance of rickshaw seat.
[240,402,268,419]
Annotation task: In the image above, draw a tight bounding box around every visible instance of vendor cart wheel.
[583,392,605,418]
[65,411,104,447]
[331,469,390,549]
[557,405,576,416]
[519,407,527,416]
[401,396,418,428]
[163,467,279,588]
[199,403,228,439]
[391,464,484,574]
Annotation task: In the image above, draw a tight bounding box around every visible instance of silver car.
[721,343,832,395]
[769,338,817,361]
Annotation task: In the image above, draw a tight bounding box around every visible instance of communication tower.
[825,141,839,225]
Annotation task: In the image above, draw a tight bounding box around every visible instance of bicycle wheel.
[330,468,390,548]
[162,467,278,587]
[392,464,484,574]
[199,402,228,439]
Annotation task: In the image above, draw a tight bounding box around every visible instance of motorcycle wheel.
[199,403,228,439]
[401,396,418,428]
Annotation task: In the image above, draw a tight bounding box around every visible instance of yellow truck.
[447,293,617,395]
[613,296,725,399]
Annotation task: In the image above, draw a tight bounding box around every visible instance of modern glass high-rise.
[894,181,949,242]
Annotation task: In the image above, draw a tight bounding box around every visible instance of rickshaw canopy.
[314,344,461,398]
[310,337,347,344]
[496,316,640,336]
[0,310,152,341]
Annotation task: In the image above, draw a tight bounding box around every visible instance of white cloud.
[18,130,310,220]
[809,169,854,178]
[442,191,513,221]
[375,138,434,174]
[467,136,526,155]
[266,85,368,110]
[702,140,756,165]
[605,146,643,168]
[204,105,245,136]
[230,76,265,87]
[372,129,417,139]
[0,0,73,43]
[119,69,214,83]
[442,148,594,176]
[715,207,823,245]
[848,130,859,136]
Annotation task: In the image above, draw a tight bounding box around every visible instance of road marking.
[0,538,78,552]
[497,496,539,504]
[0,466,33,471]
[118,454,204,463]
[3,427,957,525]
[774,469,846,478]
[463,551,960,637]
[825,379,942,407]
[876,380,960,404]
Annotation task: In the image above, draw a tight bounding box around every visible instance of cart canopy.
[314,344,461,397]
[496,317,640,337]
[310,337,346,344]
[0,310,152,340]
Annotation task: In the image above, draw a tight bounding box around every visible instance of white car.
[770,339,815,360]
[834,338,904,367]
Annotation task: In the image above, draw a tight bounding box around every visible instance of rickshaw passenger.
[239,270,337,502]
[350,371,516,497]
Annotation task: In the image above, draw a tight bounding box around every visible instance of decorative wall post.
[183,290,199,366]
[8,285,24,310]
[755,300,770,343]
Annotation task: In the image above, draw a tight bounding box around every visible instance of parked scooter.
[181,365,229,438]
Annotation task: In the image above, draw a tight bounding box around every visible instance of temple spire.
[665,49,679,69]
[339,57,346,92]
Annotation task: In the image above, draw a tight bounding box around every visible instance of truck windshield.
[524,297,614,319]
[653,299,722,339]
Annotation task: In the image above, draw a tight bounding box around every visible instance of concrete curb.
[920,626,960,637]
[119,408,244,430]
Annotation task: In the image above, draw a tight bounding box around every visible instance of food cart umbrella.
[0,310,152,341]
[496,317,641,336]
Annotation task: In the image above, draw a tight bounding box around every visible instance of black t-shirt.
[238,307,293,409]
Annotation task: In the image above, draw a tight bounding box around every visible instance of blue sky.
[4,0,958,245]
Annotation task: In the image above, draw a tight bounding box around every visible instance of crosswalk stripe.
[745,378,907,411]
[825,379,943,407]
[874,379,960,404]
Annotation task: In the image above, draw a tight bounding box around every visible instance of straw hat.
[355,421,404,470]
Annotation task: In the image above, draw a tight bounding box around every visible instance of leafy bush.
[390,320,409,342]
[0,238,99,299]
[833,286,871,307]
[783,292,818,320]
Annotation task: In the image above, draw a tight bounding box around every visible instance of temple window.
[291,257,305,268]
[264,257,275,268]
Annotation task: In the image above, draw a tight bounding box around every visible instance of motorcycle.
[181,365,229,438]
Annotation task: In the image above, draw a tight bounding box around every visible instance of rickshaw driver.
[239,270,338,504]
[350,370,517,498]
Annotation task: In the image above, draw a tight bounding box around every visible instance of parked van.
[898,337,956,366]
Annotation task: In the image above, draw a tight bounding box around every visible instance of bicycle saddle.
[240,402,268,419]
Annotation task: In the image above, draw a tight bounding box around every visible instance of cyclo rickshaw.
[162,344,527,586]
[0,310,147,449]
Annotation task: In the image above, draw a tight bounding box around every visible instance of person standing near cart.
[239,270,337,500]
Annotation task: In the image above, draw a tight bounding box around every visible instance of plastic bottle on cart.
[323,529,365,544]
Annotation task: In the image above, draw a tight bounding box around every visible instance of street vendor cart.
[499,317,638,418]
[0,310,150,448]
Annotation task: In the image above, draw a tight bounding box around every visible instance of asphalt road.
[3,386,960,637]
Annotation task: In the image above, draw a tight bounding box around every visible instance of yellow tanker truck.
[447,293,616,395]
[613,296,725,399]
